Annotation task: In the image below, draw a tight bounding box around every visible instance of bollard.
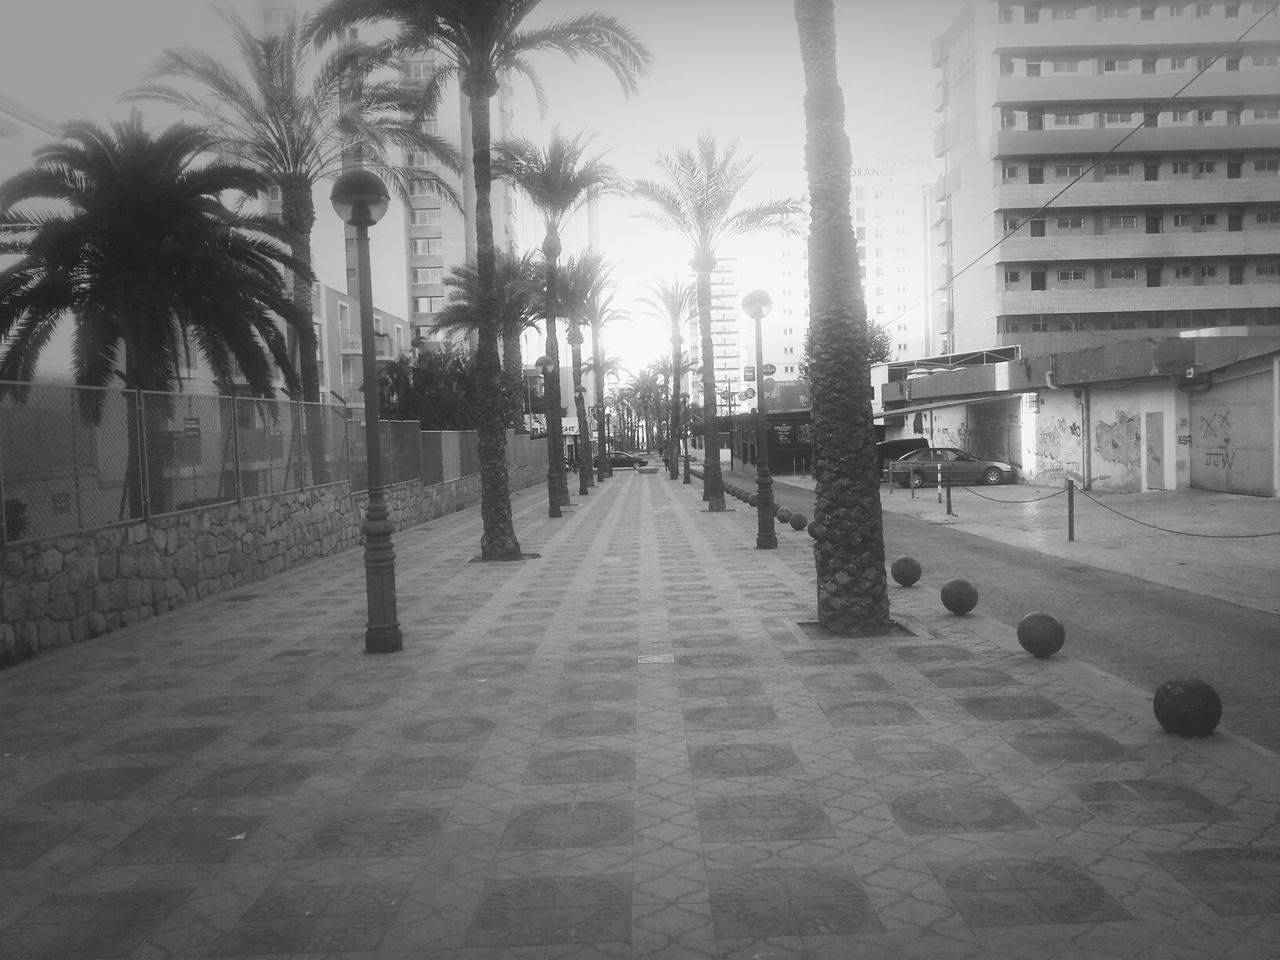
[937,463,943,503]
[1067,478,1075,542]
[945,474,954,516]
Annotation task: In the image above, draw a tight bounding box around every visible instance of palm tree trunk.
[466,79,523,560]
[502,332,526,432]
[592,323,608,481]
[542,235,572,513]
[693,255,725,510]
[569,322,591,494]
[795,0,890,633]
[281,180,329,486]
[669,329,682,479]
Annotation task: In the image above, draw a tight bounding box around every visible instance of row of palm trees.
[0,0,891,637]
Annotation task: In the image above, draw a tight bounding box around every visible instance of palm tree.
[306,1,649,554]
[431,249,541,430]
[581,272,627,482]
[129,8,458,483]
[0,118,304,517]
[627,368,662,452]
[632,135,801,510]
[495,131,619,505]
[794,0,890,635]
[640,277,695,479]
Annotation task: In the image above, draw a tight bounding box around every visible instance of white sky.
[0,0,964,373]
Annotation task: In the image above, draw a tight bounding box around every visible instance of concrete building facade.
[932,0,1280,355]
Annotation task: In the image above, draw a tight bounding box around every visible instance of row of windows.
[412,296,446,314]
[1003,261,1276,287]
[1002,209,1280,236]
[999,308,1280,334]
[1001,157,1280,182]
[998,107,1280,131]
[1001,54,1277,77]
[999,3,1262,24]
[410,237,444,256]
[411,267,443,285]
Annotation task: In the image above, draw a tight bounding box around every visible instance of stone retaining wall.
[0,465,541,667]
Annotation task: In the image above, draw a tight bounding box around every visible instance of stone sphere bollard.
[1017,612,1066,658]
[748,493,758,507]
[789,513,807,531]
[1153,678,1222,737]
[777,507,793,523]
[807,521,822,540]
[940,578,979,615]
[890,556,922,587]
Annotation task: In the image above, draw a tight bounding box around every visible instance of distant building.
[932,0,1280,355]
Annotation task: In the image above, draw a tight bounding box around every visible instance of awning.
[873,393,1030,421]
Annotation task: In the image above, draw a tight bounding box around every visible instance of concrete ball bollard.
[789,513,807,531]
[777,507,793,523]
[1017,612,1065,658]
[748,493,758,507]
[890,556,923,587]
[940,578,979,615]
[1153,678,1222,737]
[807,521,822,540]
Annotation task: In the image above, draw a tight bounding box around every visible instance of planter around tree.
[1017,612,1065,658]
[1153,678,1222,737]
[789,513,807,531]
[940,578,978,615]
[890,556,922,587]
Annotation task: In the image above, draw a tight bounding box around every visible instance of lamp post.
[330,168,401,652]
[742,289,775,550]
[680,392,692,484]
[534,355,560,518]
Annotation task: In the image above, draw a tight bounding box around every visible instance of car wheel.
[910,470,926,488]
[982,467,1003,485]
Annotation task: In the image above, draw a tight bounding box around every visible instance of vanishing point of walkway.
[3,470,1280,958]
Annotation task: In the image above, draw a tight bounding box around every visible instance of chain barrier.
[958,485,1068,505]
[1076,488,1280,539]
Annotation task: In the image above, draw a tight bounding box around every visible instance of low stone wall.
[0,465,542,667]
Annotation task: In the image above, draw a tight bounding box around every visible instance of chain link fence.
[1,382,526,547]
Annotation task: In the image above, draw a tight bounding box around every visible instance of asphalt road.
[767,476,1280,756]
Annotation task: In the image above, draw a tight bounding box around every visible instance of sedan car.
[889,447,1013,487]
[595,452,648,469]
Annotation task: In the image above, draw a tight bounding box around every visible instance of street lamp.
[330,168,401,652]
[680,392,692,484]
[742,289,775,550]
[535,355,560,518]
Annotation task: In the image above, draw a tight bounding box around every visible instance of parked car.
[595,451,648,469]
[889,447,1014,487]
[876,437,929,479]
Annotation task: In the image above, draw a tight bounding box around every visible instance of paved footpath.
[3,470,1280,959]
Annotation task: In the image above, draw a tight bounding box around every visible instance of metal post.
[945,473,954,516]
[752,315,775,549]
[937,463,943,504]
[353,219,401,653]
[1067,478,1075,542]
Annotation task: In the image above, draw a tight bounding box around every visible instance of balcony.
[995,125,1280,158]
[339,332,396,358]
[998,283,1280,314]
[997,230,1280,263]
[992,15,1280,52]
[997,176,1280,209]
[996,72,1279,108]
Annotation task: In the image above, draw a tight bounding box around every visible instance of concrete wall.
[0,463,542,667]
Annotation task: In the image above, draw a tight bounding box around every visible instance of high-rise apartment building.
[932,0,1280,355]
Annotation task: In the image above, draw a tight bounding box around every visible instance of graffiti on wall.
[1095,409,1140,466]
[1199,408,1235,472]
[1034,415,1082,484]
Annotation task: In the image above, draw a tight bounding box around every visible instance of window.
[1056,163,1084,177]
[1105,111,1133,124]
[1054,113,1083,125]
[1170,109,1190,123]
[416,118,438,135]
[1175,265,1194,278]
[1170,3,1185,14]
[1052,5,1077,16]
[1256,263,1280,275]
[1174,213,1194,226]
[1001,57,1015,76]
[1025,3,1040,21]
[1256,210,1280,222]
[1200,213,1218,225]
[1030,219,1046,237]
[1252,55,1279,67]
[1057,216,1086,229]
[1141,5,1157,17]
[1053,60,1078,73]
[1057,269,1086,282]
[1005,269,1021,283]
[411,267,442,285]
[1029,165,1044,183]
[1102,5,1129,16]
[1108,215,1139,228]
[1227,4,1240,14]
[1104,59,1130,72]
[1105,162,1133,175]
[1031,271,1047,290]
[1001,111,1018,128]
[1197,57,1214,71]
[404,150,430,167]
[1143,59,1157,74]
[409,179,439,196]
[1255,109,1280,120]
[1196,3,1213,15]
[1110,267,1138,279]
[408,61,431,79]
[1002,163,1019,181]
[1227,58,1241,71]
[1003,216,1021,233]
[1198,161,1216,174]
[409,208,442,226]
[1172,161,1192,174]
[1201,265,1218,277]
[1026,60,1041,77]
[998,3,1013,22]
[1171,57,1187,69]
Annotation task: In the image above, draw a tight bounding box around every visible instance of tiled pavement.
[3,470,1280,958]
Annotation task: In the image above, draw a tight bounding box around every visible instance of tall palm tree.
[129,8,458,483]
[640,277,695,479]
[306,0,649,554]
[495,131,619,505]
[632,135,801,510]
[581,271,627,482]
[627,368,662,452]
[794,0,890,635]
[431,249,541,430]
[0,118,304,516]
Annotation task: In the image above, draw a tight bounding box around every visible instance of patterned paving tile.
[1070,779,1235,825]
[33,766,166,802]
[688,742,805,779]
[895,644,975,663]
[551,679,638,702]
[102,815,265,864]
[957,695,1066,721]
[297,809,445,858]
[185,762,311,798]
[255,722,357,749]
[696,792,836,842]
[1146,846,1280,915]
[1011,730,1133,764]
[803,671,893,695]
[0,888,191,960]
[819,699,924,727]
[499,800,634,849]
[678,677,765,698]
[923,667,1015,689]
[887,786,1038,834]
[706,867,881,938]
[683,702,780,732]
[542,708,636,738]
[0,821,85,869]
[466,874,632,947]
[850,736,971,773]
[675,653,755,670]
[402,716,496,743]
[782,647,861,666]
[523,748,635,784]
[211,881,405,955]
[356,754,474,790]
[111,726,226,754]
[930,857,1131,926]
